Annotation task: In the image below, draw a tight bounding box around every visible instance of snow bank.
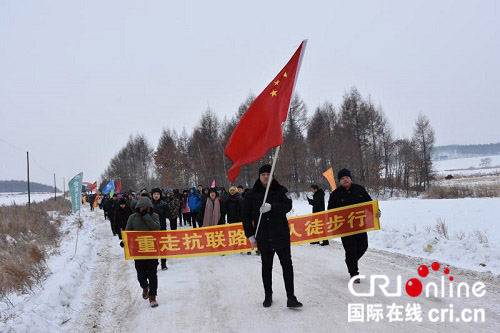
[292,197,500,275]
[0,209,100,332]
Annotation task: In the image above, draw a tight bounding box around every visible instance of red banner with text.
[122,200,380,260]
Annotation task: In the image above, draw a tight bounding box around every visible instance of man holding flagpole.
[224,40,307,308]
[243,165,302,308]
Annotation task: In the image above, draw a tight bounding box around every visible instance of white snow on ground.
[0,208,100,332]
[293,197,500,275]
[433,155,500,176]
[0,192,62,206]
[1,200,500,332]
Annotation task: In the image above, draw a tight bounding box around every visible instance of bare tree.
[412,114,435,190]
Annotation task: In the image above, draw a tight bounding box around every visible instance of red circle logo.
[418,265,429,277]
[406,278,423,297]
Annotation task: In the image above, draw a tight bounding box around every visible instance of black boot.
[263,294,272,308]
[287,296,303,308]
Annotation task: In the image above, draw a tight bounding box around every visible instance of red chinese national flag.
[116,180,122,193]
[224,41,307,183]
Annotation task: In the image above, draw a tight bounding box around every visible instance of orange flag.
[93,193,100,208]
[322,167,336,191]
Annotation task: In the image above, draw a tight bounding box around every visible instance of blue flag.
[102,181,115,195]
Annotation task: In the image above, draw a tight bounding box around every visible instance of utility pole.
[54,173,57,201]
[27,151,31,209]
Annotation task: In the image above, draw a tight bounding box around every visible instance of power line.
[0,137,25,152]
[0,137,54,177]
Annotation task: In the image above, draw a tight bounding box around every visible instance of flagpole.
[255,145,281,238]
[254,39,308,239]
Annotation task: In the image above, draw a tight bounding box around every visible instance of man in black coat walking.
[105,195,119,236]
[113,198,133,239]
[327,168,380,283]
[242,164,302,308]
[151,188,169,271]
[225,186,243,224]
[307,185,329,246]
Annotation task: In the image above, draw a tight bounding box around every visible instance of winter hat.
[136,197,153,209]
[337,168,352,181]
[119,198,127,205]
[151,188,162,195]
[259,164,272,175]
[139,190,151,199]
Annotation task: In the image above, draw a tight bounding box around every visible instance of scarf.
[202,197,221,227]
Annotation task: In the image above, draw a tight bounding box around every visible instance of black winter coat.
[105,199,118,221]
[327,183,372,210]
[242,179,292,252]
[152,199,169,230]
[113,205,133,234]
[307,189,325,213]
[225,193,243,223]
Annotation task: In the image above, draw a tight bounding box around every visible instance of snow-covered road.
[73,209,500,332]
[2,206,500,332]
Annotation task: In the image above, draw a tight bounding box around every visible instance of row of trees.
[101,87,435,194]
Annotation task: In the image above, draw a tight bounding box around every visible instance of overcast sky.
[1,0,498,187]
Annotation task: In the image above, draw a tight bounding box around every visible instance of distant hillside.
[0,180,60,193]
[433,143,500,160]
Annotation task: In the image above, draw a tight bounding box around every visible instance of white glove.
[376,210,381,218]
[260,203,272,214]
[249,235,256,250]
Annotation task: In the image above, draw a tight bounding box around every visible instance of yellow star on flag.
[274,80,280,86]
[270,90,277,97]
[283,72,288,78]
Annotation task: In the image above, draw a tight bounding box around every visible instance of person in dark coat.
[105,195,119,235]
[113,198,133,239]
[101,195,110,219]
[327,168,381,283]
[151,187,169,271]
[88,193,96,211]
[225,186,243,224]
[308,185,329,246]
[237,185,245,198]
[165,190,180,231]
[242,164,303,308]
[198,185,207,203]
[125,197,161,308]
[173,189,182,225]
[126,191,137,211]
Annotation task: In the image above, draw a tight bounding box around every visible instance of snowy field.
[0,192,61,206]
[292,197,500,276]
[433,155,500,176]
[1,199,500,332]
